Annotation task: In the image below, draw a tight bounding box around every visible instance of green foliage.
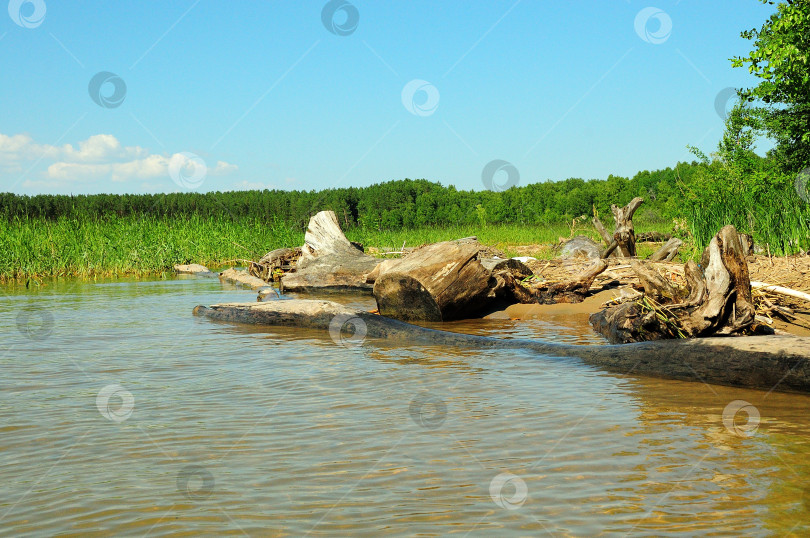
[684,104,810,254]
[732,0,810,170]
[0,215,301,281]
[0,165,696,229]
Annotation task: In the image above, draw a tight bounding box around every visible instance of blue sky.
[0,1,776,195]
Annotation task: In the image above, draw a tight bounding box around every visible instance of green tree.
[732,0,810,171]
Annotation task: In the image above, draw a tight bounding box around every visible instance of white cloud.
[211,161,238,176]
[1,131,237,188]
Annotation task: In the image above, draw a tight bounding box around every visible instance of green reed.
[680,162,810,256]
[0,215,303,281]
[2,214,680,281]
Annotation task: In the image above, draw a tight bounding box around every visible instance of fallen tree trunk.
[193,299,810,394]
[593,216,613,246]
[371,240,494,322]
[280,211,381,293]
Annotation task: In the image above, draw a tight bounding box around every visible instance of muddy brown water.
[2,276,810,536]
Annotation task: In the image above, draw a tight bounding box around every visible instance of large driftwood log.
[280,211,381,293]
[193,299,810,394]
[590,225,757,343]
[610,197,644,257]
[372,240,494,322]
[371,243,535,322]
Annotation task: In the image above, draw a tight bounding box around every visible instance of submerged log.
[372,240,493,322]
[590,225,757,343]
[280,211,381,293]
[193,299,810,394]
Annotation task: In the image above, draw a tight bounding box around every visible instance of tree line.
[0,162,700,230]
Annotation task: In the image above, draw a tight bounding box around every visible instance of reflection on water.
[1,277,809,536]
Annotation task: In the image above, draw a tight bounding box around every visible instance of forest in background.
[0,162,696,229]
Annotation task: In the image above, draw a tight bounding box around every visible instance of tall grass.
[0,215,302,281]
[680,159,810,255]
[1,215,678,281]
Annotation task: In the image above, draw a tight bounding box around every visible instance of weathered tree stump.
[590,225,757,343]
[280,211,381,292]
[610,197,644,257]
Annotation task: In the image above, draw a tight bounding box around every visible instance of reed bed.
[1,215,677,281]
[0,215,302,281]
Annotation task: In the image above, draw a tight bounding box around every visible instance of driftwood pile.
[224,206,809,342]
